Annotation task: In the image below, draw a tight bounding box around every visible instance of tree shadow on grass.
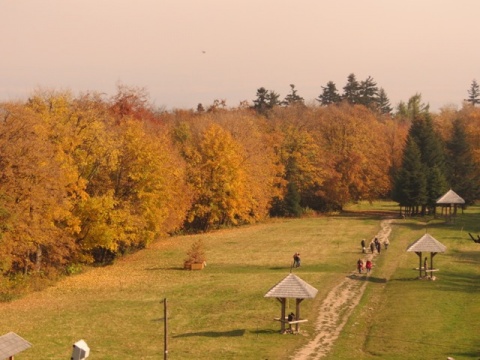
[173,329,246,338]
[450,350,480,358]
[250,329,279,335]
[390,277,422,282]
[432,270,480,294]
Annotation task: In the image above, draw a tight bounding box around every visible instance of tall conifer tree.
[342,73,360,105]
[465,79,480,106]
[317,81,341,106]
[446,119,480,204]
[392,138,427,214]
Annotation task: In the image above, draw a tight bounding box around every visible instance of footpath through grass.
[0,201,479,359]
[325,204,480,360]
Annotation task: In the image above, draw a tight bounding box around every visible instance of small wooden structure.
[0,332,32,360]
[435,189,465,223]
[407,233,446,279]
[264,273,318,333]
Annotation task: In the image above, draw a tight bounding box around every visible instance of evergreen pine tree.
[392,138,427,214]
[358,76,378,109]
[342,73,360,105]
[407,114,448,213]
[253,87,269,115]
[317,81,341,106]
[253,87,280,115]
[465,79,480,106]
[267,90,281,108]
[284,181,302,217]
[446,119,480,205]
[283,84,305,106]
[395,93,429,120]
[377,88,392,114]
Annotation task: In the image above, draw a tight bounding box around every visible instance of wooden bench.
[413,268,439,272]
[274,318,308,325]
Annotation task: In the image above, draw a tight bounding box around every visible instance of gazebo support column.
[277,297,286,333]
[295,298,304,332]
[415,251,422,277]
[429,252,437,279]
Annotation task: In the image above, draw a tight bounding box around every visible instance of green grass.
[325,203,480,360]
[0,201,479,359]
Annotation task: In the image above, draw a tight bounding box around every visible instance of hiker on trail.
[357,259,364,273]
[370,241,375,254]
[365,260,372,273]
[374,237,381,253]
[384,238,390,250]
[423,257,428,276]
[293,253,301,268]
[361,239,366,253]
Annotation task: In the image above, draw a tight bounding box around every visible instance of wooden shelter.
[0,332,32,360]
[436,189,465,223]
[264,273,318,333]
[407,233,447,279]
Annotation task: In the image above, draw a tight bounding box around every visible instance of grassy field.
[0,201,479,359]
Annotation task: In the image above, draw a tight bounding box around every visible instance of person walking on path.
[361,239,366,253]
[384,238,390,250]
[370,241,375,254]
[293,253,301,268]
[357,259,364,274]
[374,237,381,254]
[365,260,372,273]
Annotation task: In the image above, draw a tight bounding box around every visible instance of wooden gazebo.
[436,189,465,223]
[407,233,447,279]
[264,273,318,333]
[0,332,32,360]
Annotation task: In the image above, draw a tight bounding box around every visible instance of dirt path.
[292,218,393,360]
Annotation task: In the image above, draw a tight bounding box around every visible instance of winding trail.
[292,218,393,360]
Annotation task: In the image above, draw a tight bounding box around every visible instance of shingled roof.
[264,273,318,299]
[0,332,32,359]
[436,189,465,204]
[406,233,447,253]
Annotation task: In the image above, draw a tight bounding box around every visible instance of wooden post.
[164,298,168,360]
[276,298,286,333]
[295,298,304,332]
[430,252,437,278]
[416,252,422,278]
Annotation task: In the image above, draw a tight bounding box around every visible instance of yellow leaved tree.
[185,123,251,231]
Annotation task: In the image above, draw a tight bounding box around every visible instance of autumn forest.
[1,78,480,281]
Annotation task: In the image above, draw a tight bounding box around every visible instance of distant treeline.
[1,84,479,278]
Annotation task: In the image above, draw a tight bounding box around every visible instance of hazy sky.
[2,0,479,112]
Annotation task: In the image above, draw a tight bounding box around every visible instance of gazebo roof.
[436,189,465,204]
[264,273,318,299]
[406,233,447,253]
[0,332,32,359]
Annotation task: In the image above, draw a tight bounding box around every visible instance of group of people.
[357,258,372,274]
[361,237,389,254]
[357,236,391,274]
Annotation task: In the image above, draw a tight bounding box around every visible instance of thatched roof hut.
[0,332,32,360]
[436,189,465,222]
[265,273,318,333]
[407,233,447,279]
